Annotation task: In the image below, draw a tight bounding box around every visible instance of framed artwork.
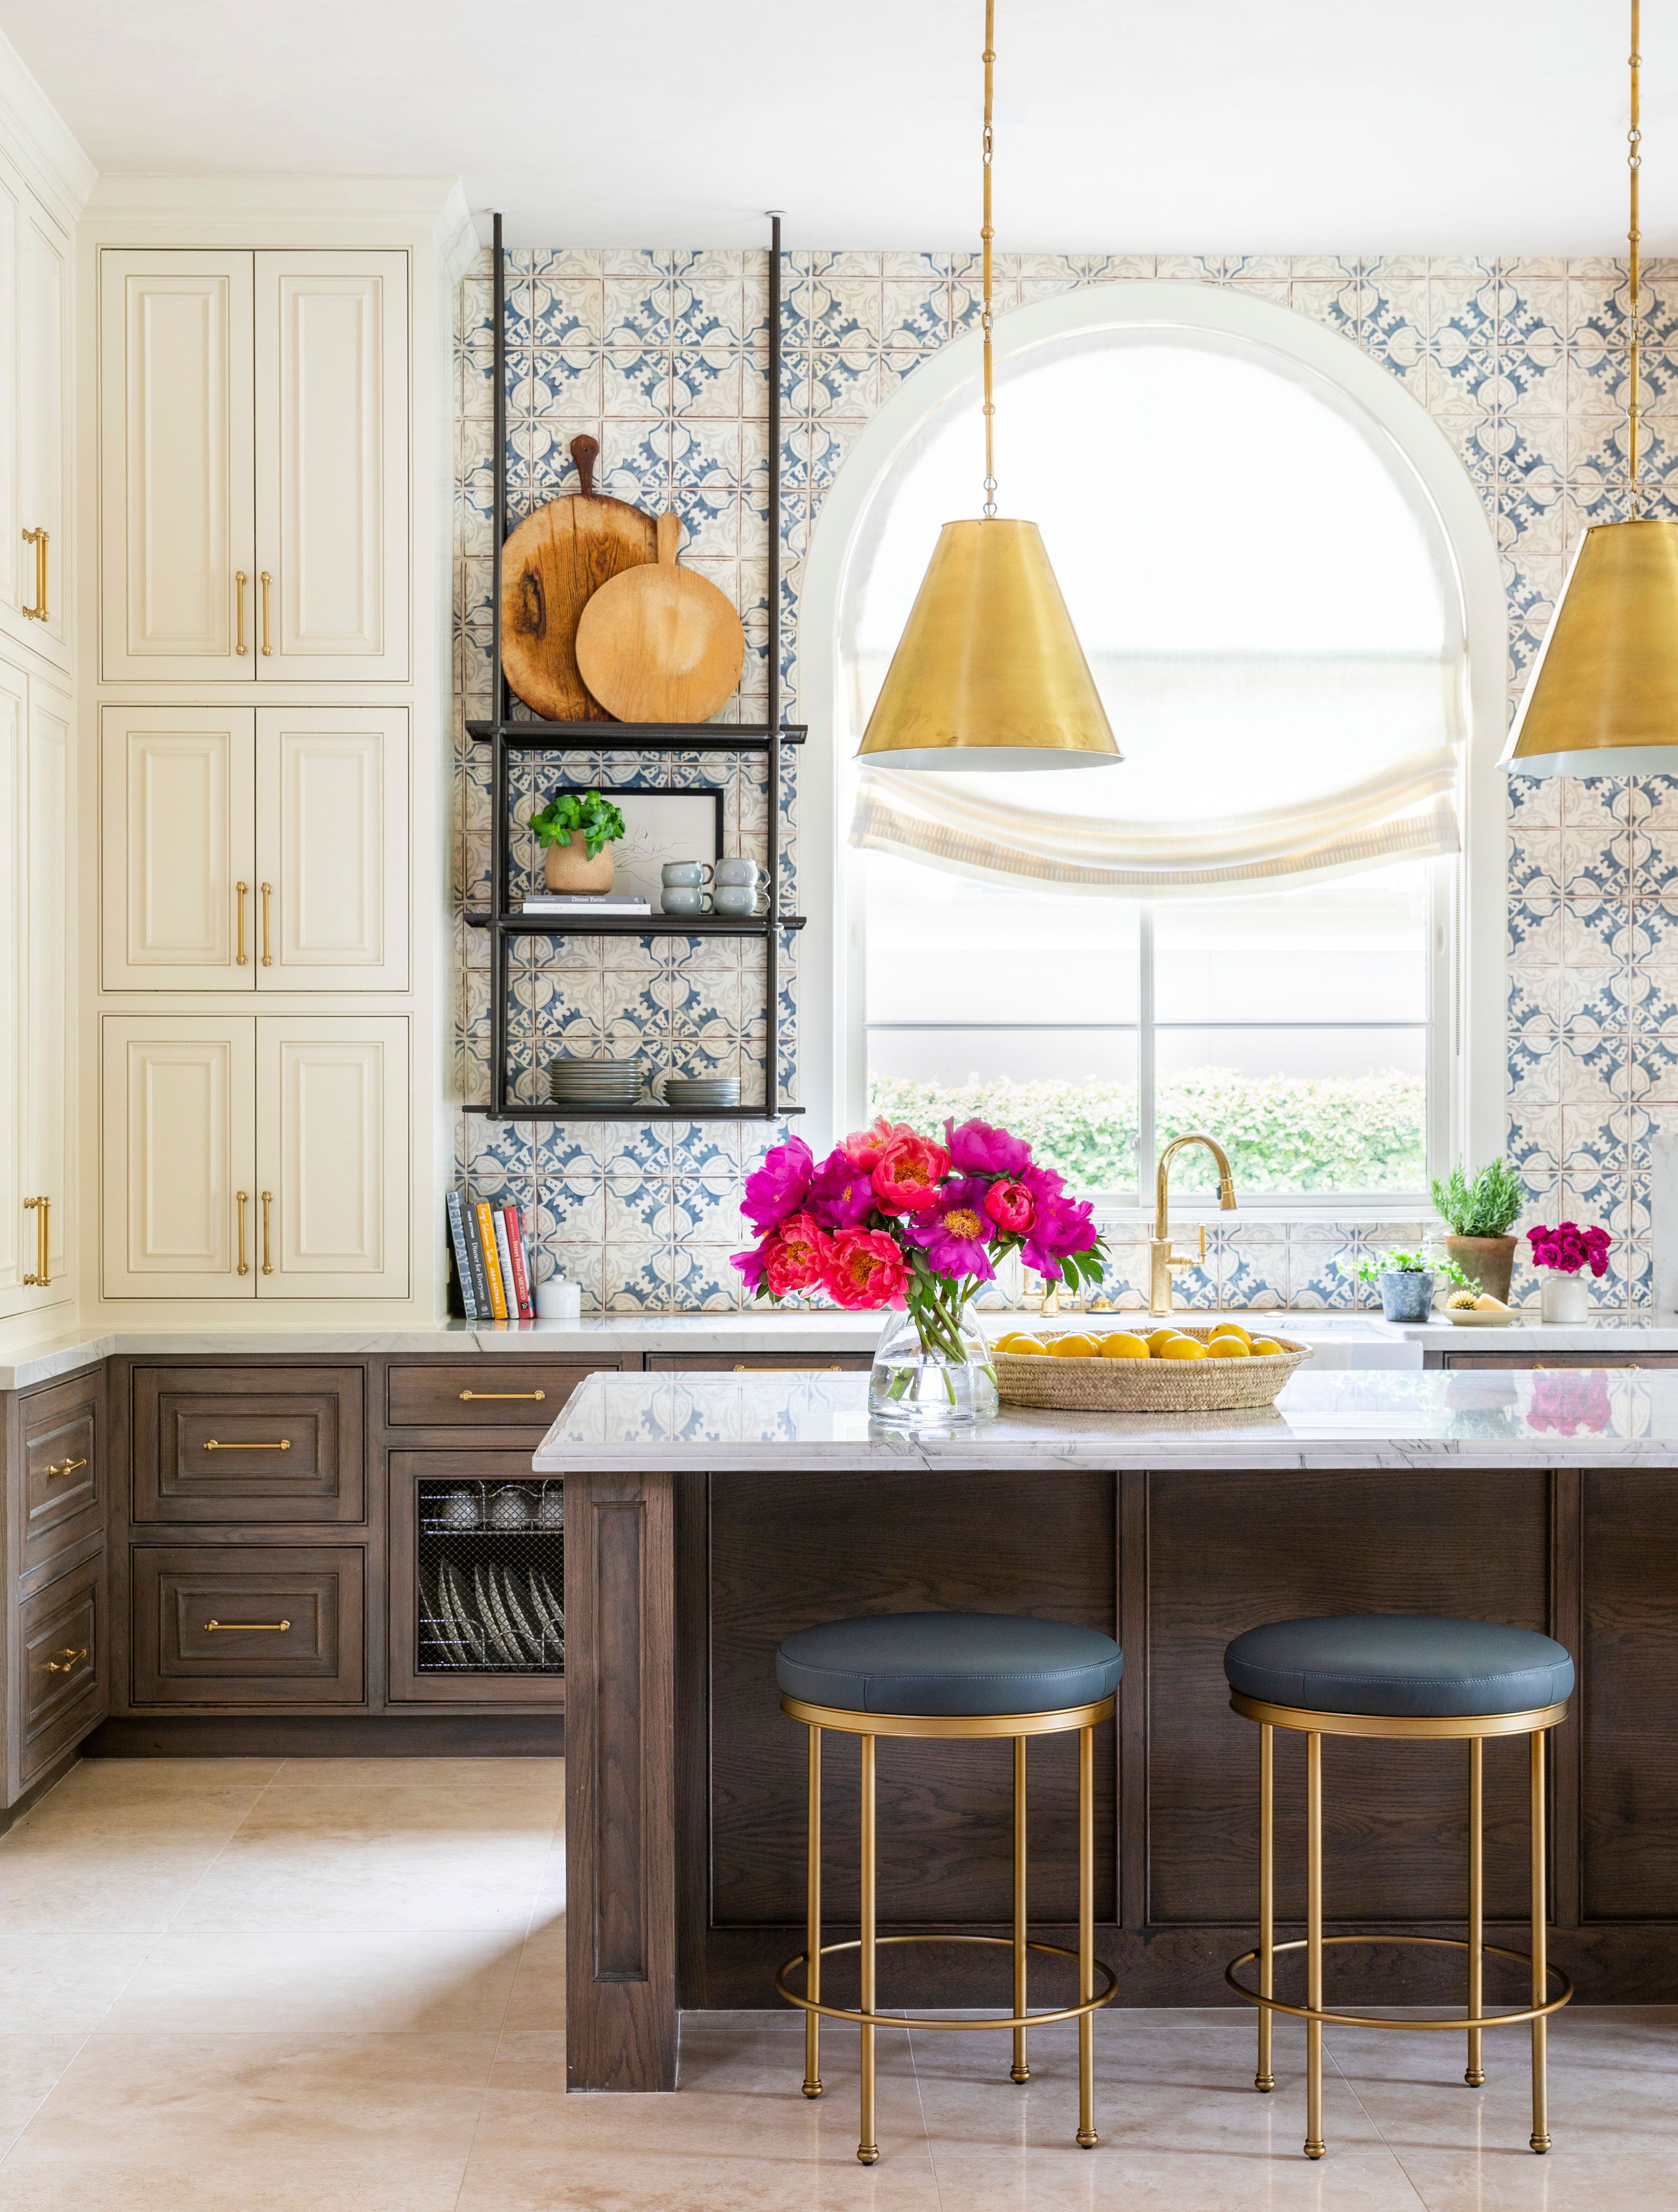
[541,784,725,905]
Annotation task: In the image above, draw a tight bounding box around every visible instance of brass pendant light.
[1502,0,1678,777]
[856,0,1120,771]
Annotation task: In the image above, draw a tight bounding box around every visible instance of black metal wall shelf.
[472,212,800,1125]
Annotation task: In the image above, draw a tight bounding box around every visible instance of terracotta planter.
[1442,1234,1518,1303]
[543,833,615,894]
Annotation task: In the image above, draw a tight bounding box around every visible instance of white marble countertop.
[533,1365,1678,1472]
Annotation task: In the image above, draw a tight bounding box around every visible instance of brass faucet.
[1149,1133,1238,1315]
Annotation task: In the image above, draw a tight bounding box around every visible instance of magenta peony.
[905,1176,997,1279]
[1023,1192,1100,1279]
[762,1212,832,1298]
[1526,1220,1611,1279]
[742,1134,814,1234]
[983,1177,1035,1233]
[823,1227,909,1309]
[805,1152,877,1229]
[730,1240,768,1292]
[944,1117,1032,1177]
[871,1129,950,1214]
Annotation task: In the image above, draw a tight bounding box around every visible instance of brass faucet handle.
[1165,1224,1208,1267]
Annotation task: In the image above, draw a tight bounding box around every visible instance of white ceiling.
[2,0,1672,255]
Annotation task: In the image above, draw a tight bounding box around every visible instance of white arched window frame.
[798,281,1507,1212]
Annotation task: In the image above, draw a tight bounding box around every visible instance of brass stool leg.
[803,1724,824,2098]
[1466,1738,1484,2088]
[1076,1722,1098,2148]
[1305,1730,1325,2159]
[858,1732,879,2166]
[1011,1734,1030,2083]
[1257,1721,1275,2091]
[1530,1730,1551,2154]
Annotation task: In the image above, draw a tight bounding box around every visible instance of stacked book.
[519,892,650,918]
[446,1191,537,1321]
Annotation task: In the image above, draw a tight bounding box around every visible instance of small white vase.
[1539,1272,1590,1324]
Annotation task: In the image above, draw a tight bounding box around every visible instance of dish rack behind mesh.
[417,1479,564,1674]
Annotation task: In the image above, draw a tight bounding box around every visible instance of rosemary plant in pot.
[733,1117,1109,1430]
[1431,1160,1524,1302]
[529,788,625,894]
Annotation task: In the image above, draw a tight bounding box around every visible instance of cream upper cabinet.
[254,254,408,679]
[99,252,255,682]
[256,1018,408,1296]
[101,1016,257,1298]
[255,708,408,989]
[0,659,24,1312]
[100,248,408,683]
[17,198,69,660]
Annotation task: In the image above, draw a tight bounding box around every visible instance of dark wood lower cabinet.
[131,1546,366,1705]
[18,1553,104,1791]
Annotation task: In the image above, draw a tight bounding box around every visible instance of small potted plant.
[1526,1220,1612,1324]
[529,789,626,894]
[1343,1248,1467,1323]
[1431,1159,1524,1303]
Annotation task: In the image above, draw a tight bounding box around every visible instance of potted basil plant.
[1431,1159,1524,1303]
[1342,1249,1469,1324]
[529,789,626,894]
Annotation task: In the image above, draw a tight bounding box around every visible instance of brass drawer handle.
[43,1455,88,1478]
[732,1364,842,1372]
[21,525,46,620]
[260,885,273,968]
[236,1190,249,1276]
[204,1438,291,1451]
[23,1194,49,1286]
[235,568,248,654]
[458,1389,546,1401]
[42,1645,87,1674]
[205,1619,290,1632]
[235,883,248,967]
[260,568,273,655]
[261,1189,273,1273]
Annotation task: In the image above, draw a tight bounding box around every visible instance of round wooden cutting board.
[499,436,656,721]
[574,512,746,724]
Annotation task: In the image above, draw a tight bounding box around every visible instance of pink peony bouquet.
[733,1115,1109,1361]
[1525,1221,1611,1277]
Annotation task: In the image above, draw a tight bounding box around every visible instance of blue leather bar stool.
[775,1610,1123,2164]
[1222,1614,1575,2161]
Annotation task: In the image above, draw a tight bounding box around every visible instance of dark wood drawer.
[19,1554,104,1787]
[385,1360,618,1427]
[643,1353,872,1371]
[20,1371,103,1577]
[133,1366,364,1523]
[131,1546,366,1705]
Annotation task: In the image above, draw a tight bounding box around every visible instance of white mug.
[534,1277,581,1320]
[661,860,713,887]
[660,885,713,916]
[713,883,765,917]
[714,857,764,889]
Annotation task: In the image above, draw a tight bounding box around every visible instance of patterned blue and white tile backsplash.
[455,249,1678,1313]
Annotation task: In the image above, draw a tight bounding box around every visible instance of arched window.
[838,321,1471,1203]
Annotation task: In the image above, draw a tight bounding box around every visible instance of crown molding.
[0,27,96,222]
[86,171,469,246]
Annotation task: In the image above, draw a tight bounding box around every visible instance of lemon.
[1049,1333,1101,1358]
[992,1332,1040,1354]
[1009,1339,1047,1356]
[1212,1319,1251,1342]
[1145,1327,1183,1349]
[1098,1333,1150,1360]
[1206,1334,1251,1359]
[1156,1335,1208,1360]
[1250,1337,1284,1357]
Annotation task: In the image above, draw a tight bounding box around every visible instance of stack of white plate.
[662,1076,741,1112]
[549,1055,642,1109]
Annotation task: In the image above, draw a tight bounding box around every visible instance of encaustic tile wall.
[455,249,1678,1315]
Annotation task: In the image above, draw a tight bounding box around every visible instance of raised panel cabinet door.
[254,708,408,988]
[100,707,257,989]
[101,1016,257,1298]
[254,252,408,680]
[0,656,25,1317]
[17,1554,105,1794]
[24,677,71,1301]
[17,196,68,663]
[0,156,23,634]
[131,1545,365,1706]
[256,1018,408,1297]
[100,251,255,681]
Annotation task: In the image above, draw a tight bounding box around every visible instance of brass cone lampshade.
[858,517,1119,771]
[1502,519,1678,777]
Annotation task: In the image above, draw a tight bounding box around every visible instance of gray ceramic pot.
[1378,1269,1436,1323]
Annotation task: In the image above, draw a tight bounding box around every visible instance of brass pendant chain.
[1629,0,1643,517]
[981,0,997,518]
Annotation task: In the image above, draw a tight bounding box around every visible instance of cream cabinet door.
[23,679,71,1301]
[101,706,257,990]
[254,252,408,680]
[100,251,255,681]
[101,1017,257,1298]
[0,659,24,1314]
[0,159,22,643]
[254,708,407,989]
[256,1018,408,1297]
[17,197,68,664]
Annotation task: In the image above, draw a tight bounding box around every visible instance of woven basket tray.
[994,1326,1314,1413]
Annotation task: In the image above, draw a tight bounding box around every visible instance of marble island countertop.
[533,1364,1674,1472]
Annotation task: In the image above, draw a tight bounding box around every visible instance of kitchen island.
[539,1365,1678,2091]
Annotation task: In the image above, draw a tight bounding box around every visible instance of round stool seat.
[777,1610,1123,1717]
[1224,1614,1575,1719]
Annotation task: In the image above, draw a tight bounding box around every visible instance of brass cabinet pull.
[22,1194,49,1286]
[20,525,46,620]
[458,1389,545,1401]
[206,1620,290,1633]
[260,1189,273,1274]
[733,1363,842,1372]
[236,881,248,966]
[42,1645,87,1674]
[236,1189,249,1276]
[260,882,273,967]
[204,1438,291,1451]
[43,1456,87,1478]
[235,568,248,654]
[260,569,273,655]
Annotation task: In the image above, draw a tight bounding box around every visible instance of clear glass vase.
[868,1297,999,1429]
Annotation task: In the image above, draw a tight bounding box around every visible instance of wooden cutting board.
[499,436,656,721]
[574,512,746,724]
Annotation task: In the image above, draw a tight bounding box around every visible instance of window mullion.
[1135,904,1156,1208]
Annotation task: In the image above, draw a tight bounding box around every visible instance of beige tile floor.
[0,1755,1667,2208]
